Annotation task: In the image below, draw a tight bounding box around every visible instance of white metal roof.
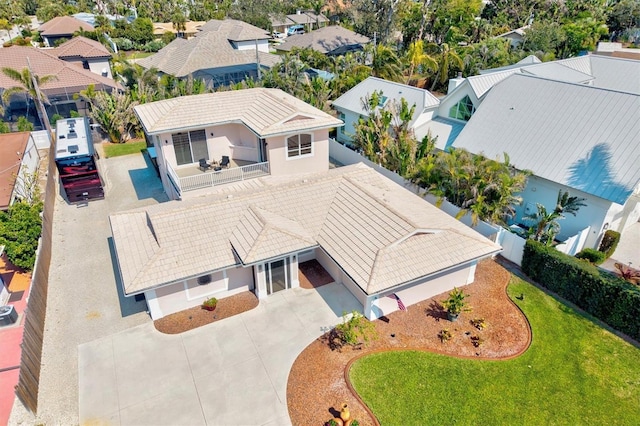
[134,88,343,136]
[110,164,500,295]
[332,76,440,127]
[453,74,640,204]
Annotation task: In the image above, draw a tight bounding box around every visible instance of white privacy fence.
[329,139,590,266]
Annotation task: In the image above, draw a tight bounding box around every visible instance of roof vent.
[227,194,233,199]
[68,144,79,153]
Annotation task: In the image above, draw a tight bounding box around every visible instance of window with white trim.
[339,113,346,135]
[286,133,312,158]
[172,129,208,165]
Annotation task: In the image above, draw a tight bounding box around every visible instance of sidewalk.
[0,254,32,426]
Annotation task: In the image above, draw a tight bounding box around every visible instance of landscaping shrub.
[142,40,165,52]
[575,248,606,265]
[522,239,640,340]
[0,201,43,270]
[598,230,620,259]
[113,37,134,51]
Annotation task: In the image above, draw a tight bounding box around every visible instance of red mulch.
[299,259,335,289]
[153,291,258,334]
[286,259,531,426]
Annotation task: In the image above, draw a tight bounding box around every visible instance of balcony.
[167,159,270,195]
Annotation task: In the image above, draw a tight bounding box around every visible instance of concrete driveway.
[79,284,362,425]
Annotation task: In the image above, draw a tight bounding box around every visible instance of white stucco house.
[453,73,640,252]
[332,76,441,147]
[111,89,501,320]
[0,132,40,211]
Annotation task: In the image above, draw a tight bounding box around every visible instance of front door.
[265,259,289,295]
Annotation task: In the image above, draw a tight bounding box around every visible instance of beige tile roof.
[0,46,121,95]
[53,36,111,59]
[133,88,343,136]
[275,26,370,54]
[138,26,279,77]
[38,16,93,36]
[110,164,501,295]
[197,19,271,41]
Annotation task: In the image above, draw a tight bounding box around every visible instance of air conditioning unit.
[0,305,18,326]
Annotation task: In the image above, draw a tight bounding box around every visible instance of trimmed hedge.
[575,248,606,265]
[598,230,620,259]
[522,239,640,340]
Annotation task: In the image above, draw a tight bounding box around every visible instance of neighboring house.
[275,25,369,55]
[495,25,529,48]
[0,46,121,120]
[270,11,329,34]
[152,21,206,39]
[332,76,440,146]
[52,36,113,79]
[138,19,280,87]
[109,163,501,320]
[0,132,40,211]
[595,42,640,60]
[38,16,94,47]
[73,12,131,27]
[133,88,343,200]
[453,73,640,251]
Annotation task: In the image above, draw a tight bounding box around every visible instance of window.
[449,95,476,121]
[172,129,208,165]
[286,133,312,158]
[339,113,345,135]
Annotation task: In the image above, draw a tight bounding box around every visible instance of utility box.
[0,305,18,326]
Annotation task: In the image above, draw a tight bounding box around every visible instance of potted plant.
[201,297,218,311]
[441,287,470,321]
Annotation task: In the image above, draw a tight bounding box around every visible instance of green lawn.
[125,51,154,60]
[103,141,147,158]
[350,276,640,425]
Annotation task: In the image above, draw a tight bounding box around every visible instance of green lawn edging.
[103,141,147,158]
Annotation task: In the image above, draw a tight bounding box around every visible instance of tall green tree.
[86,90,139,143]
[428,42,463,91]
[369,44,404,82]
[405,40,437,84]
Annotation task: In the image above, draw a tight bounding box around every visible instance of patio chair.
[199,158,212,172]
[220,156,230,169]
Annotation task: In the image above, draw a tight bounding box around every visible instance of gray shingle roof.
[134,88,343,136]
[138,19,278,77]
[332,76,440,128]
[453,74,640,204]
[110,164,500,295]
[275,25,369,54]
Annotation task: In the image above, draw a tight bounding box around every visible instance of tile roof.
[453,74,640,204]
[0,132,31,210]
[332,76,439,127]
[53,36,111,59]
[38,16,93,36]
[275,25,369,54]
[0,46,121,95]
[139,19,279,77]
[110,164,500,295]
[134,88,343,136]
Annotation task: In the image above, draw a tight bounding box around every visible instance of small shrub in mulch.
[154,291,258,334]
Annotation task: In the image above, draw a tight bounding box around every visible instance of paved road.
[10,152,168,425]
[79,284,361,425]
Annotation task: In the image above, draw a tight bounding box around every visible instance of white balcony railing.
[179,161,270,192]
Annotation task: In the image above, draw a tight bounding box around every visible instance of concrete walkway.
[600,221,640,273]
[79,284,361,425]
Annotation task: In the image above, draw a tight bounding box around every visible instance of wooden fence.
[14,137,57,413]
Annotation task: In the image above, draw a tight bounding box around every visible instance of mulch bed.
[153,291,258,334]
[299,259,335,289]
[286,259,531,426]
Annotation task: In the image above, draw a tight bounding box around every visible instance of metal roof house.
[453,73,640,251]
[138,19,280,88]
[110,163,501,320]
[332,77,440,147]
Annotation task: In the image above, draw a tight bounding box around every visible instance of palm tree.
[369,44,404,82]
[405,40,437,84]
[1,67,57,128]
[525,190,587,243]
[429,43,463,91]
